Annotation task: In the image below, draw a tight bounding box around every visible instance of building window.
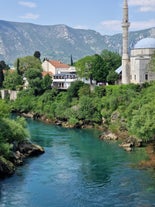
[134,75,136,80]
[145,73,148,80]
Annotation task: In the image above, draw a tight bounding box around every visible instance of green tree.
[41,74,52,91]
[0,100,10,117]
[34,51,41,60]
[3,71,23,90]
[78,96,102,123]
[25,68,52,95]
[0,68,4,87]
[128,102,155,141]
[75,56,94,84]
[16,58,21,75]
[76,54,110,84]
[67,80,84,100]
[0,60,10,71]
[14,56,42,75]
[91,54,107,83]
[25,68,43,95]
[0,60,9,87]
[106,70,119,84]
[100,49,121,75]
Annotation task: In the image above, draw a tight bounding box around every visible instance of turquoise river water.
[0,119,155,207]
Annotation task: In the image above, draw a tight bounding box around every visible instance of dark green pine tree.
[0,68,4,87]
[34,51,41,60]
[16,58,21,75]
[70,55,74,66]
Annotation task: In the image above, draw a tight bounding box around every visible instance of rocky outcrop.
[99,131,118,141]
[0,157,15,178]
[119,137,143,151]
[0,140,44,178]
[99,131,143,152]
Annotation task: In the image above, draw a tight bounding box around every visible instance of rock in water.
[0,156,15,178]
[17,140,45,156]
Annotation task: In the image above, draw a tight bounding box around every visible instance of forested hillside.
[0,20,155,64]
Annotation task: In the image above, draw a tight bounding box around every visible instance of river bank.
[19,111,155,169]
[139,142,155,169]
[0,140,44,179]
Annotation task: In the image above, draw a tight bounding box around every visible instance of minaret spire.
[122,0,130,84]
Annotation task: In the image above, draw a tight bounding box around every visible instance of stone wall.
[0,90,18,100]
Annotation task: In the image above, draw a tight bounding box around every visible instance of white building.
[42,59,77,89]
[121,0,155,84]
[130,38,155,84]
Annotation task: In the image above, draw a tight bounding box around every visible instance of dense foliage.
[75,50,121,84]
[10,80,155,142]
[14,56,42,75]
[0,100,29,158]
[3,70,23,90]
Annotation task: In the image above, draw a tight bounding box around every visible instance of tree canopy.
[14,56,42,75]
[34,51,41,60]
[3,70,23,90]
[75,50,121,84]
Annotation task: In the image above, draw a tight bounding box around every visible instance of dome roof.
[134,37,155,49]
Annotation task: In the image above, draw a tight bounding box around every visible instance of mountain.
[0,20,155,64]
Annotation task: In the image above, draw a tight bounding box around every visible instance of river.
[0,119,155,207]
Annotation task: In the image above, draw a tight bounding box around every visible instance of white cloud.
[99,19,155,34]
[140,6,155,12]
[128,0,155,12]
[100,20,121,34]
[18,1,37,8]
[128,0,155,6]
[20,13,39,20]
[131,19,155,30]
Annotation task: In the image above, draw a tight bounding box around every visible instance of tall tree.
[16,58,21,75]
[0,61,10,71]
[75,54,107,84]
[14,56,42,75]
[91,54,107,83]
[100,49,121,73]
[75,56,94,84]
[34,51,41,60]
[0,68,4,87]
[3,71,23,90]
[70,55,74,66]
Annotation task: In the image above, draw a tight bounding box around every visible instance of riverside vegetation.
[0,99,44,178]
[11,81,155,168]
[1,50,155,177]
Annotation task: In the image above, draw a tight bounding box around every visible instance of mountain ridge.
[0,20,155,64]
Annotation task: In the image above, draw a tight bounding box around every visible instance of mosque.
[121,0,155,84]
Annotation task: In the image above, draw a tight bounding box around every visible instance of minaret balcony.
[122,22,130,28]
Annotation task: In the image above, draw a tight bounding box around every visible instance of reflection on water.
[0,119,155,207]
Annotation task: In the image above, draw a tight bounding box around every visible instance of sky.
[0,0,155,35]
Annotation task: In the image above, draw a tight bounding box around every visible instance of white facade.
[121,0,155,84]
[130,47,155,84]
[42,60,77,89]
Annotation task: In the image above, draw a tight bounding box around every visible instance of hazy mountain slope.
[0,20,155,64]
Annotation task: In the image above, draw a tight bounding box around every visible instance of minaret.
[122,0,130,84]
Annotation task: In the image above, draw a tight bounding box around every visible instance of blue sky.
[0,0,155,35]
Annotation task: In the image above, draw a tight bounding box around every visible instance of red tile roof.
[42,71,53,77]
[48,60,70,69]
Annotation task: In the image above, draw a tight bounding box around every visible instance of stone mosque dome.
[134,37,155,49]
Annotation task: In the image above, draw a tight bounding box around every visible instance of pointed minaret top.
[122,0,130,25]
[123,0,128,7]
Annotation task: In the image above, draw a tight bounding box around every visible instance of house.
[42,59,77,89]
